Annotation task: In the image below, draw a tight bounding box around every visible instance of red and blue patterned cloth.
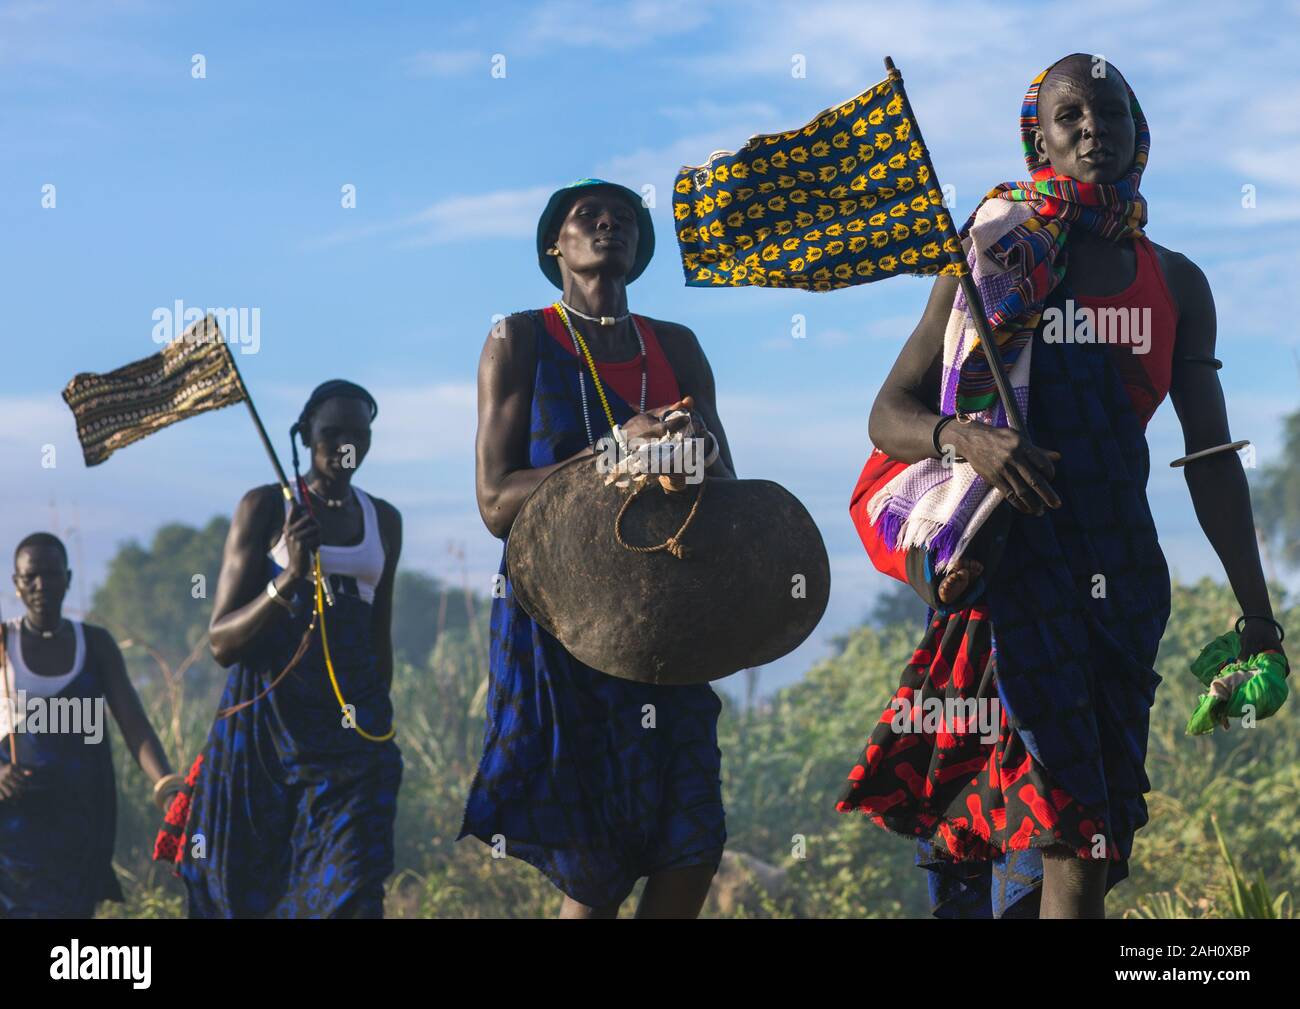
[458,308,726,909]
[176,567,402,918]
[840,285,1171,916]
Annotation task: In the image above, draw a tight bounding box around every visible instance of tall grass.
[97,578,1296,918]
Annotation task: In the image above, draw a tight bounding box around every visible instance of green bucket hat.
[536,178,655,289]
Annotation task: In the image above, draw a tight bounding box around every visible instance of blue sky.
[2,0,1297,689]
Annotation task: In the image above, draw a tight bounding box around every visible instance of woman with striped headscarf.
[839,54,1286,918]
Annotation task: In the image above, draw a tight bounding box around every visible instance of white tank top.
[269,487,386,604]
[1,618,87,736]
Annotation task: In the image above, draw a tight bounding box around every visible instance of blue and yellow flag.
[674,75,964,292]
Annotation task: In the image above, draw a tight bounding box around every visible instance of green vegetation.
[89,512,1297,918]
[1256,407,1300,572]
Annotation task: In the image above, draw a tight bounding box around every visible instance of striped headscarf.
[955,55,1150,413]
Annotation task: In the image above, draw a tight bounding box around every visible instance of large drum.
[506,456,830,684]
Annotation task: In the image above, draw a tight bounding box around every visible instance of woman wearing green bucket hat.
[462,178,739,918]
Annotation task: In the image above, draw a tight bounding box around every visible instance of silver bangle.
[266,579,295,613]
[1169,440,1250,468]
[701,430,720,469]
[152,772,185,811]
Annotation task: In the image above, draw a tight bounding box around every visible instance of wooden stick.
[883,57,1029,435]
[217,328,294,501]
[217,326,334,606]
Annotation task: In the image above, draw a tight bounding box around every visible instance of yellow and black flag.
[62,315,246,466]
[674,71,965,292]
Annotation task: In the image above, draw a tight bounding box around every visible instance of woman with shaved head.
[838,54,1286,918]
[1,532,177,918]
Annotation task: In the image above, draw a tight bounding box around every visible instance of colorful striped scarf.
[954,55,1150,413]
[868,56,1150,571]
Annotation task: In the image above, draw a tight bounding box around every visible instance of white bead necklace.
[22,616,66,640]
[306,483,354,509]
[559,299,631,328]
[554,308,646,449]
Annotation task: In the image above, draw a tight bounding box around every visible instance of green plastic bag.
[1189,631,1241,688]
[1186,632,1289,735]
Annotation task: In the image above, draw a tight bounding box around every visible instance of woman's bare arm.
[476,315,595,540]
[94,625,173,782]
[208,486,311,667]
[868,275,954,461]
[1167,252,1284,659]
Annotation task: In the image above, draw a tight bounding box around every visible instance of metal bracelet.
[152,772,185,811]
[1236,615,1285,643]
[266,579,296,613]
[701,430,720,469]
[1169,440,1250,468]
[1175,355,1223,370]
[932,415,958,456]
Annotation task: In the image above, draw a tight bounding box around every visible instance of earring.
[546,247,560,257]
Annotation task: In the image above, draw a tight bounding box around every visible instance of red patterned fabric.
[837,607,1122,865]
[152,753,204,869]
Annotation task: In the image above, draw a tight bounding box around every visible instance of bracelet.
[152,773,185,811]
[1236,615,1285,643]
[266,579,297,614]
[701,430,720,469]
[932,415,958,456]
[1170,440,1250,468]
[1175,355,1223,370]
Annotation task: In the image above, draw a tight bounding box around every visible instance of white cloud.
[405,49,484,78]
[307,185,554,250]
[0,394,76,450]
[399,187,553,245]
[652,0,1300,207]
[594,131,748,190]
[367,382,478,464]
[0,0,166,76]
[657,98,782,125]
[518,0,708,50]
[399,0,712,83]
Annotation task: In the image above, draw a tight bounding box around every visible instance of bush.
[97,570,1297,918]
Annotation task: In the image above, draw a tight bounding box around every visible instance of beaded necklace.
[22,616,66,640]
[552,301,646,448]
[305,482,354,510]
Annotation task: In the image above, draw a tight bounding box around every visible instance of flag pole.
[883,57,1028,435]
[212,322,334,606]
[212,326,294,501]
